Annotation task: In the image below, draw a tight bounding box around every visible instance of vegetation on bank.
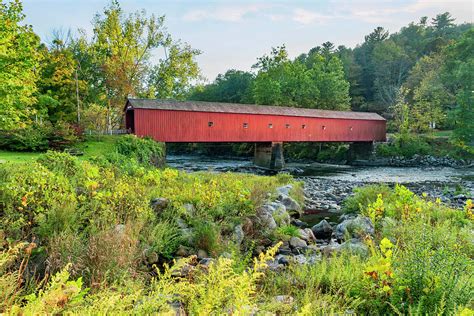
[1,137,472,314]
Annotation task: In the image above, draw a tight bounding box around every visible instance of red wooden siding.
[133,109,386,143]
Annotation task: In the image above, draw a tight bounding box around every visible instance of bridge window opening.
[285,124,290,128]
[302,124,307,129]
[322,125,326,130]
[243,123,248,128]
[208,121,214,127]
[268,123,273,129]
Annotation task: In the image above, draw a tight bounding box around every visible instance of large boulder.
[277,194,302,213]
[334,216,374,241]
[256,206,277,231]
[268,202,290,226]
[311,220,333,239]
[289,236,307,249]
[276,184,293,196]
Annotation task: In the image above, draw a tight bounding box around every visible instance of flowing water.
[166,154,474,226]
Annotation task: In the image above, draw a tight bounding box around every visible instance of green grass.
[0,135,123,164]
[0,151,42,163]
[76,135,121,160]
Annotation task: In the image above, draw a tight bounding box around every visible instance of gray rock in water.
[289,236,307,249]
[334,215,374,241]
[277,194,302,213]
[311,220,333,239]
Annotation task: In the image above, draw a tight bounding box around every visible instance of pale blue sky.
[22,0,473,81]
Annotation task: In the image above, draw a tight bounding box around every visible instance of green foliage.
[115,135,164,166]
[343,184,391,214]
[190,69,254,104]
[0,0,40,129]
[14,264,89,315]
[250,45,350,110]
[0,121,79,152]
[0,162,78,240]
[275,225,300,240]
[142,221,183,259]
[377,133,431,158]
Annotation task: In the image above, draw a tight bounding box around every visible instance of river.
[166,154,474,225]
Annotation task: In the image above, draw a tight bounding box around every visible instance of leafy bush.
[0,121,79,152]
[192,221,221,255]
[376,133,431,158]
[390,218,473,314]
[115,135,164,167]
[343,184,391,214]
[0,123,51,151]
[0,162,78,240]
[275,225,300,240]
[142,221,183,259]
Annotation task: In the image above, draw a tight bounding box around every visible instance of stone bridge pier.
[254,142,285,170]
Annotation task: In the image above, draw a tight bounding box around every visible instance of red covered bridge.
[125,98,386,168]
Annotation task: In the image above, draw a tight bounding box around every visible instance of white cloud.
[292,8,334,25]
[183,4,265,22]
[333,0,473,23]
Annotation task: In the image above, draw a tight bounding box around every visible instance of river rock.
[233,224,245,245]
[277,194,301,213]
[311,220,333,239]
[334,215,374,241]
[257,210,277,231]
[340,239,369,257]
[183,203,195,216]
[298,228,316,242]
[269,202,291,226]
[277,184,293,196]
[176,245,191,257]
[289,236,307,249]
[321,240,341,256]
[150,197,169,213]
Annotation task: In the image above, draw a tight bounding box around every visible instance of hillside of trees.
[1,0,472,147]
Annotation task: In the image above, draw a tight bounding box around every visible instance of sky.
[22,0,473,81]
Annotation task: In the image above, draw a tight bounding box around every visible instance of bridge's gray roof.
[126,99,386,121]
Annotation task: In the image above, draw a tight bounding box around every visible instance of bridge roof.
[126,99,385,121]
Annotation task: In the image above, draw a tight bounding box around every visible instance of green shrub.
[275,225,300,240]
[343,184,391,214]
[142,221,183,259]
[390,218,473,314]
[0,162,78,240]
[0,121,79,152]
[192,221,221,255]
[115,135,164,167]
[376,133,431,158]
[0,123,51,152]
